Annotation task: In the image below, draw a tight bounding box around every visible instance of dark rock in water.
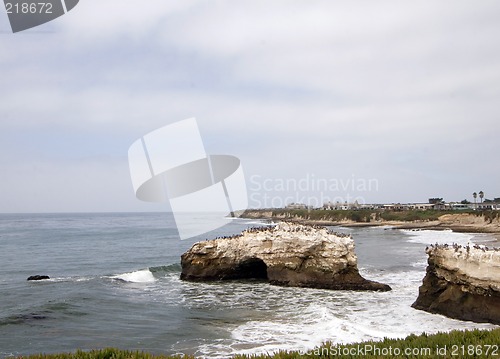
[181,222,391,291]
[412,245,500,325]
[27,275,50,281]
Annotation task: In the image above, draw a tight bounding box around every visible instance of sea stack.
[180,222,391,291]
[412,245,500,324]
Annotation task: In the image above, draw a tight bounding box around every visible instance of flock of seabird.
[427,243,499,252]
[206,223,352,241]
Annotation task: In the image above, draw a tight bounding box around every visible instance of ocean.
[0,212,497,358]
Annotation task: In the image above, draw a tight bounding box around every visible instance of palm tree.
[473,192,477,210]
[479,191,484,203]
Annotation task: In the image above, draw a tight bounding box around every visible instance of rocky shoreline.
[240,210,500,236]
[413,244,500,325]
[181,217,500,326]
[180,222,391,291]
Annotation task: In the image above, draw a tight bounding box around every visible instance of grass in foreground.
[18,328,500,359]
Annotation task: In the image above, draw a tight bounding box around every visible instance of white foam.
[402,229,474,245]
[175,267,497,359]
[49,276,93,283]
[222,217,274,226]
[227,304,405,357]
[111,269,156,283]
[246,220,276,226]
[161,227,496,358]
[411,259,428,269]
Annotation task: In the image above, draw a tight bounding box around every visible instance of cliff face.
[438,213,500,232]
[180,222,391,291]
[241,210,500,233]
[412,245,500,324]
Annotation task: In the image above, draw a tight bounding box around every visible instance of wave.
[226,304,404,357]
[29,266,181,285]
[245,220,276,226]
[0,302,82,327]
[401,229,474,245]
[108,264,181,284]
[149,263,182,274]
[228,218,276,227]
[223,216,276,226]
[111,269,156,283]
[411,259,428,269]
[47,276,94,283]
[0,312,50,326]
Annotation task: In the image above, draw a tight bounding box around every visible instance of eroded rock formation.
[412,244,500,324]
[181,222,391,291]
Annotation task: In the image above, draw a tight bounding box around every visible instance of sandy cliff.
[181,222,391,291]
[242,210,500,233]
[437,213,500,233]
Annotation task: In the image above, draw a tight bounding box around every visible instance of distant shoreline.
[240,209,500,238]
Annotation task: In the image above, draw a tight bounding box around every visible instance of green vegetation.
[428,198,444,205]
[477,210,500,223]
[17,328,500,358]
[270,209,375,223]
[379,210,457,222]
[18,349,193,359]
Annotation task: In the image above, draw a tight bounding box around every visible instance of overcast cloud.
[1,1,499,212]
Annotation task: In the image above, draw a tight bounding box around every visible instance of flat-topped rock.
[413,244,500,324]
[181,222,391,291]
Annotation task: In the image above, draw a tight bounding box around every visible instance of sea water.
[0,213,497,358]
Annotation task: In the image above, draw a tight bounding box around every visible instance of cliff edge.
[240,209,500,233]
[181,222,391,291]
[412,244,500,324]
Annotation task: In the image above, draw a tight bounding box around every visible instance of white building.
[286,202,309,210]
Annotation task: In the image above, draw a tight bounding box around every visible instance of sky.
[0,0,499,213]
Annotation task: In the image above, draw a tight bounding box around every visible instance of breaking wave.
[401,229,474,245]
[111,269,156,283]
[149,263,182,274]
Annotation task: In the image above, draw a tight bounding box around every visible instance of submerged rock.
[181,222,391,291]
[412,245,500,324]
[27,275,50,281]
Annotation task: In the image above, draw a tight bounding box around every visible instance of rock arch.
[232,257,268,280]
[180,222,391,291]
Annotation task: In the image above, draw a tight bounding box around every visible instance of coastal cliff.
[412,245,500,324]
[438,213,500,233]
[181,222,391,291]
[241,209,500,233]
